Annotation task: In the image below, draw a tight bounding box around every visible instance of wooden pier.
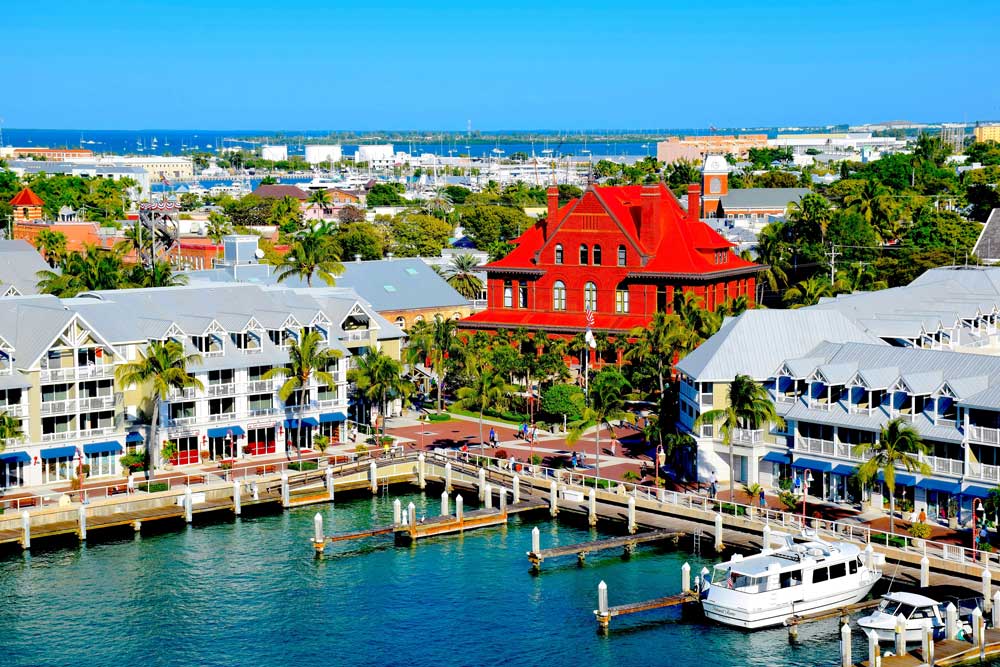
[594,587,700,631]
[855,628,1000,667]
[324,525,395,543]
[528,529,682,570]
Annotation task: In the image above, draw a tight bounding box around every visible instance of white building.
[304,145,343,165]
[261,145,288,162]
[769,133,905,153]
[354,144,394,169]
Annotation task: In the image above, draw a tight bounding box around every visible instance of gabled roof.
[251,184,308,200]
[9,187,43,207]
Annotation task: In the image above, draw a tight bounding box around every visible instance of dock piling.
[894,614,906,656]
[78,504,87,541]
[864,543,874,571]
[440,491,449,516]
[369,461,378,494]
[484,484,493,510]
[20,510,30,549]
[588,487,597,526]
[714,513,723,552]
[313,513,324,554]
[788,621,798,642]
[840,621,852,667]
[233,480,242,516]
[455,494,463,522]
[550,481,558,517]
[979,606,987,662]
[867,630,878,667]
[627,497,637,534]
[532,526,540,555]
[920,555,929,587]
[681,562,691,593]
[512,474,520,503]
[762,523,771,552]
[281,472,290,507]
[596,580,609,631]
[417,453,426,489]
[972,607,983,647]
[994,591,1000,628]
[922,619,934,666]
[393,499,402,525]
[945,602,958,640]
[408,502,416,527]
[478,469,486,501]
[983,567,993,612]
[184,485,193,523]
[326,466,334,500]
[445,462,453,492]
[499,487,507,514]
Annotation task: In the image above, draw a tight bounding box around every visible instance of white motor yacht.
[857,586,982,643]
[701,531,883,629]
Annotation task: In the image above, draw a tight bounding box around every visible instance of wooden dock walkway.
[786,598,882,628]
[858,629,1000,666]
[594,590,700,631]
[325,525,395,543]
[528,528,682,570]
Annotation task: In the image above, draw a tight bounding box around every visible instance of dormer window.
[554,244,563,264]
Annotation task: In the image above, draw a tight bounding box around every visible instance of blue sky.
[5,0,999,130]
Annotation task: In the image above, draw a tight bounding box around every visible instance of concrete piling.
[440,491,449,516]
[597,580,609,630]
[984,567,993,612]
[325,466,334,500]
[972,607,983,646]
[681,562,691,593]
[369,461,378,494]
[484,484,493,510]
[417,453,426,489]
[233,480,242,516]
[407,502,416,527]
[979,605,988,662]
[945,602,958,640]
[532,526,540,554]
[867,630,878,667]
[840,621,852,667]
[78,504,87,541]
[894,614,906,656]
[922,619,934,666]
[499,487,507,513]
[920,555,929,587]
[478,468,487,501]
[994,591,1000,628]
[627,496,637,534]
[864,543,874,571]
[512,474,520,504]
[588,487,597,526]
[280,472,290,507]
[762,523,771,552]
[456,494,464,522]
[714,513,724,552]
[550,481,559,517]
[445,461,453,492]
[393,499,402,525]
[313,513,324,553]
[20,510,30,549]
[184,485,193,523]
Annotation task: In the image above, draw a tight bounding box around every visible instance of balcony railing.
[165,416,197,428]
[796,437,835,456]
[79,425,118,437]
[248,407,279,417]
[40,399,78,415]
[774,393,798,405]
[731,428,763,445]
[0,403,28,418]
[923,455,964,477]
[77,364,115,380]
[343,330,371,342]
[968,461,1000,484]
[247,379,274,393]
[168,387,197,400]
[1,437,25,451]
[78,394,122,411]
[207,383,237,397]
[208,412,238,422]
[969,424,1000,446]
[835,442,864,461]
[41,431,77,442]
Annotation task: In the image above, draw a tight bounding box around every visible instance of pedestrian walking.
[709,471,717,499]
[518,423,526,440]
[530,423,537,443]
[918,508,927,524]
[489,427,497,447]
[610,439,617,457]
[126,474,135,495]
[758,488,766,508]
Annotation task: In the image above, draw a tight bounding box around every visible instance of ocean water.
[0,489,862,667]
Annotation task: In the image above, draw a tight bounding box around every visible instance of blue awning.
[762,451,790,464]
[0,451,30,464]
[917,478,961,494]
[83,441,122,455]
[125,432,144,443]
[207,426,245,438]
[963,484,996,499]
[41,446,77,460]
[877,471,918,486]
[285,418,318,429]
[318,412,347,424]
[791,457,833,472]
[832,463,857,476]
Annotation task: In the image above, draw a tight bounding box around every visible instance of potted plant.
[200,449,210,462]
[161,441,178,470]
[314,434,330,457]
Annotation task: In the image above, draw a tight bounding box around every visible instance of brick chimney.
[686,184,701,223]
[547,186,559,220]
[639,185,662,250]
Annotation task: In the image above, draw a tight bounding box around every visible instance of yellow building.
[974,124,1000,143]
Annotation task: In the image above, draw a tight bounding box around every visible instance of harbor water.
[2,490,873,667]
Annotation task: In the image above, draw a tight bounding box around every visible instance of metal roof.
[718,187,811,210]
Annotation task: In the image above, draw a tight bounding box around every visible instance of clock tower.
[701,154,730,217]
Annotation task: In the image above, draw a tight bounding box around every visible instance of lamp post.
[802,469,815,527]
[655,444,665,490]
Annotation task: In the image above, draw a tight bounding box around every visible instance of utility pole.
[828,244,840,284]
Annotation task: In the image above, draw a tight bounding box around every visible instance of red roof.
[9,187,43,207]
[486,183,758,277]
[461,309,651,333]
[251,184,308,200]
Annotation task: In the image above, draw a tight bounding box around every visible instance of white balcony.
[731,428,763,445]
[80,425,118,437]
[0,403,28,418]
[208,412,238,422]
[207,383,237,397]
[343,330,371,343]
[165,416,197,428]
[248,407,279,417]
[78,394,121,411]
[1,437,25,451]
[969,424,1000,446]
[835,442,864,461]
[923,455,963,476]
[968,461,1000,484]
[77,364,115,380]
[774,393,798,405]
[40,399,78,415]
[41,431,77,442]
[796,437,835,456]
[168,387,197,400]
[247,379,274,393]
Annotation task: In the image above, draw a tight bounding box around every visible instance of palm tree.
[35,229,67,267]
[853,418,930,535]
[454,358,514,450]
[754,222,792,296]
[406,317,459,412]
[0,411,25,451]
[37,245,134,297]
[265,330,341,461]
[349,347,411,439]
[783,274,842,309]
[626,312,696,397]
[270,195,303,229]
[675,291,723,341]
[308,189,333,208]
[844,180,898,243]
[274,225,344,287]
[443,254,484,299]
[115,340,203,470]
[567,367,632,481]
[205,211,231,245]
[786,193,833,243]
[696,374,785,501]
[836,263,887,293]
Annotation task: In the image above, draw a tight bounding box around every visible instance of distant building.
[304,145,343,164]
[9,187,44,222]
[769,133,904,152]
[354,144,394,169]
[109,156,194,181]
[261,145,288,162]
[251,184,308,201]
[5,147,95,161]
[656,134,767,163]
[700,155,731,217]
[975,124,1000,143]
[6,160,150,198]
[939,124,967,153]
[698,156,808,226]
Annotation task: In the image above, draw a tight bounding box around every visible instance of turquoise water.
[1,489,858,667]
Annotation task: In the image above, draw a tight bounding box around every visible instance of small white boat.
[858,586,983,643]
[701,531,883,629]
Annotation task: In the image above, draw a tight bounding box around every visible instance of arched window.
[615,284,630,313]
[394,316,406,328]
[584,282,597,311]
[618,245,627,266]
[579,244,588,265]
[554,244,563,264]
[593,245,602,265]
[552,281,567,311]
[503,280,513,308]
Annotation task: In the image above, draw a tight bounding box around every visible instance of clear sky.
[5,0,999,130]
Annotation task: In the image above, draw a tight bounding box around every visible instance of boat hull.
[703,582,876,630]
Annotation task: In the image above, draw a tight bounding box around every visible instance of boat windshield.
[710,566,769,593]
[880,600,917,618]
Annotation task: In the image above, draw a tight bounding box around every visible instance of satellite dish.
[254,248,265,259]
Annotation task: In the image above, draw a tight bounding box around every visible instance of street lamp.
[655,444,665,490]
[802,469,815,527]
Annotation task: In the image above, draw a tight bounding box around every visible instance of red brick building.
[9,187,44,222]
[461,183,760,349]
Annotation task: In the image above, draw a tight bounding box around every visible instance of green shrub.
[539,384,584,423]
[120,451,148,472]
[908,522,932,539]
[288,461,319,471]
[137,482,168,493]
[778,490,800,512]
[427,413,452,422]
[884,534,908,549]
[718,502,747,516]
